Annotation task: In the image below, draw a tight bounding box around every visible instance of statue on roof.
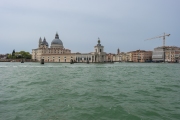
[98,37,100,44]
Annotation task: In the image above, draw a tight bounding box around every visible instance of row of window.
[46,59,66,62]
[76,57,91,60]
[33,50,70,53]
[42,56,73,59]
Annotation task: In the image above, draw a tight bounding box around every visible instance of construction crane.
[145,33,170,47]
[145,33,170,62]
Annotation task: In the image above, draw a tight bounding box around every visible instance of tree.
[7,54,12,59]
[8,51,31,59]
[16,51,31,59]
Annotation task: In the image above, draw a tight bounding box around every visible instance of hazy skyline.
[1,0,180,54]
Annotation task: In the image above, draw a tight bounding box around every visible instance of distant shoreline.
[0,61,179,64]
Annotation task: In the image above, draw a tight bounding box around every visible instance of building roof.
[41,37,48,46]
[51,33,63,46]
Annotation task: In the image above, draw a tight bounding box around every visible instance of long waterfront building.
[32,33,106,63]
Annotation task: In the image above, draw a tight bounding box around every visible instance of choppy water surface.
[0,62,180,120]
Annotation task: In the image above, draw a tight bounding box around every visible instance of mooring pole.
[41,59,44,64]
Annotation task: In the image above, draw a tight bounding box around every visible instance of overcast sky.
[0,0,180,54]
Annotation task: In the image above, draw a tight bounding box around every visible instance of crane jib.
[145,33,170,47]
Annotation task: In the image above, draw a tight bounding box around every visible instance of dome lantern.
[55,32,59,39]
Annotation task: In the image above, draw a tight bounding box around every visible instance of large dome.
[51,38,63,45]
[51,33,63,45]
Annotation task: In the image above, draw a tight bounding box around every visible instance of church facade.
[32,33,106,63]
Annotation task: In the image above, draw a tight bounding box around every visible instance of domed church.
[32,33,73,62]
[32,33,106,63]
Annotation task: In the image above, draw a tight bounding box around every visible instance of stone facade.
[164,46,180,63]
[91,38,106,62]
[32,34,106,63]
[152,46,180,62]
[106,53,115,62]
[32,33,71,62]
[131,50,152,62]
[107,50,150,62]
[152,47,165,62]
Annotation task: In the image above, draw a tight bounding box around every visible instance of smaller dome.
[41,37,48,46]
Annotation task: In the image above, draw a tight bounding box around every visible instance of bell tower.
[117,48,120,55]
[94,37,104,53]
[39,37,42,48]
[93,38,105,62]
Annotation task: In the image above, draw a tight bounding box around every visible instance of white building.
[74,38,106,63]
[32,33,106,63]
[152,46,180,62]
[152,47,164,62]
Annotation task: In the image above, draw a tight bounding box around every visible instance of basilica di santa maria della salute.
[32,33,107,63]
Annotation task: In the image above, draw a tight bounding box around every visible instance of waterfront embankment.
[0,59,34,62]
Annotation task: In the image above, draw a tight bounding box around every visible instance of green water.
[0,62,180,120]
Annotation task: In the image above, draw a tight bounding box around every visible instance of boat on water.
[21,59,24,63]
